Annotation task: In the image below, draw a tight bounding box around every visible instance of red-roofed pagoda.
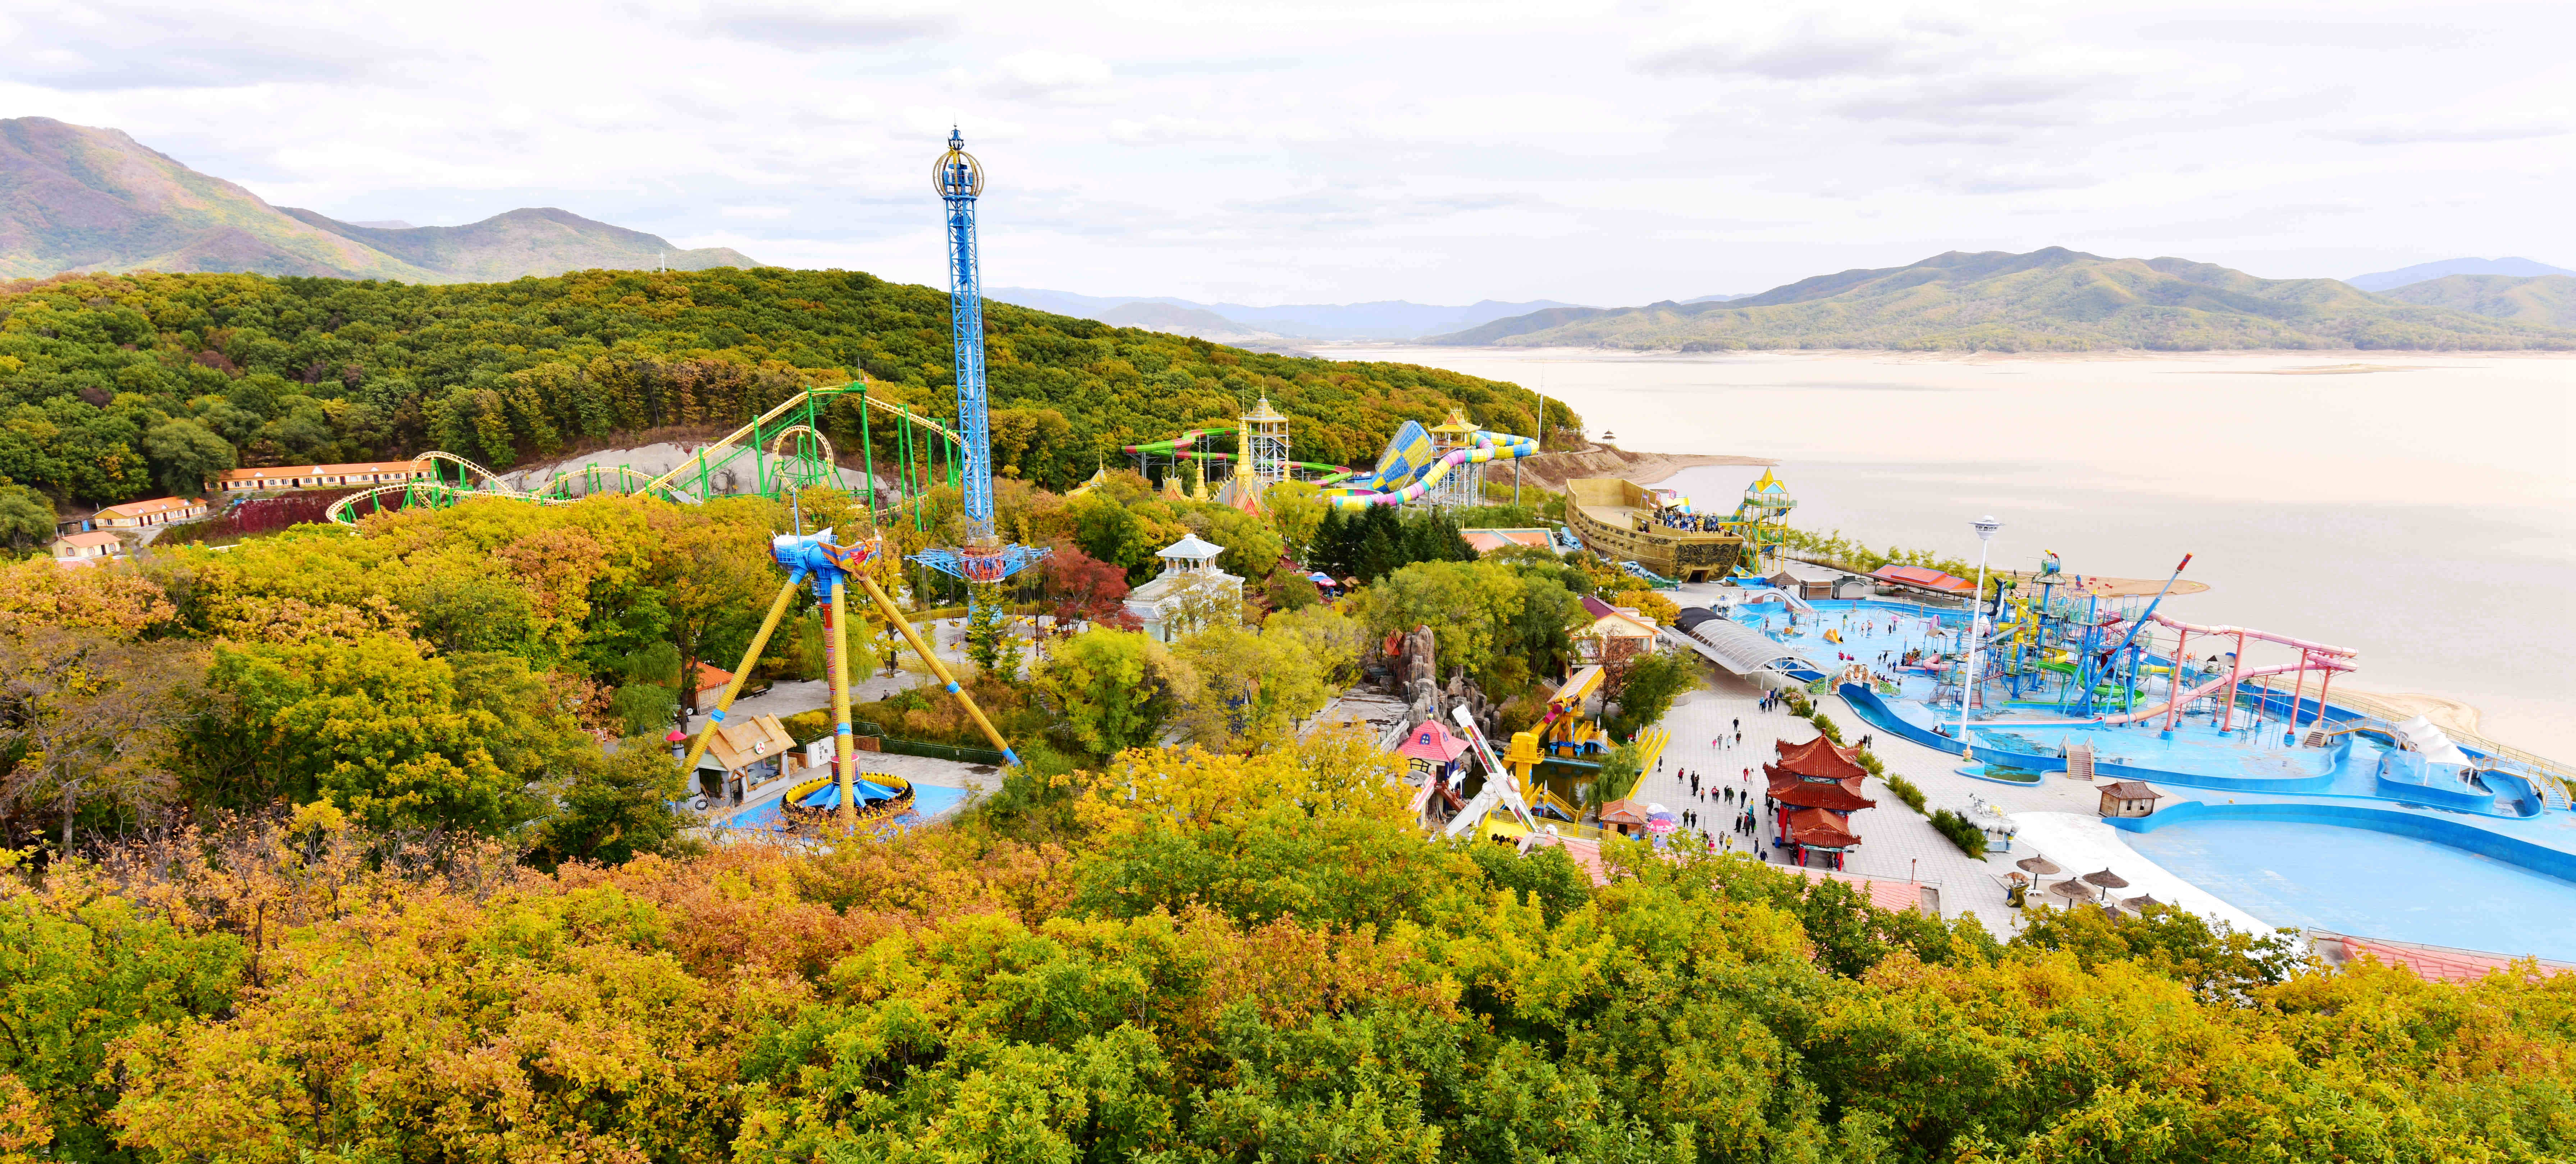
[1764,734,1876,869]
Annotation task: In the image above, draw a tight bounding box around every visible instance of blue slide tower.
[912,129,1046,586]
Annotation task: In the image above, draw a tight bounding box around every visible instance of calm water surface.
[1333,348,2576,759]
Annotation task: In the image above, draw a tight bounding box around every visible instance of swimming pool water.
[2123,819,2576,960]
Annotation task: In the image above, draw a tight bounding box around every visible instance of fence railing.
[851,721,1009,767]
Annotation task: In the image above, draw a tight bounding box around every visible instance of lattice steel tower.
[912,128,1045,586]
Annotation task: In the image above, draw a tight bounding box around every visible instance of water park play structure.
[1321,409,1541,511]
[1563,477,1748,583]
[1719,549,2576,928]
[1563,468,1801,584]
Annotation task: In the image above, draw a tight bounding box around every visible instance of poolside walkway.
[1639,579,2281,940]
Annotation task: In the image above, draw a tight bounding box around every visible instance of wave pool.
[2122,817,2576,961]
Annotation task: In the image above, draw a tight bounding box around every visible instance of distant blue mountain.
[2347,257,2572,292]
[988,288,1587,341]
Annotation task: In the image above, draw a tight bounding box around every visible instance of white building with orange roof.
[92,495,206,529]
[49,530,124,563]
[213,459,431,494]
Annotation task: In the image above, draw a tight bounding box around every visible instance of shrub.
[609,682,678,737]
[1883,773,1927,814]
[1808,711,1844,744]
[1928,808,1988,858]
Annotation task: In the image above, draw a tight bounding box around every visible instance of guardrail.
[852,721,1008,766]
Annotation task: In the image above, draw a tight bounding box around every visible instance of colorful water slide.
[1320,420,1539,509]
[1122,426,1363,484]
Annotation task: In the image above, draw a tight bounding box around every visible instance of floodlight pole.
[1958,515,2001,760]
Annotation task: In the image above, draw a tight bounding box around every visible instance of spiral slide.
[1320,422,1539,510]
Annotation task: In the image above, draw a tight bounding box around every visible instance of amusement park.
[74,125,2576,980]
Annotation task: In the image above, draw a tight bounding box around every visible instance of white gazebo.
[1122,533,1242,642]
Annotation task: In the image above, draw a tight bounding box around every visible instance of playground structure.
[1322,409,1540,511]
[682,528,1018,829]
[323,377,972,530]
[1723,468,1799,576]
[1427,664,1675,843]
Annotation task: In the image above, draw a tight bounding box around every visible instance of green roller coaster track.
[323,378,970,531]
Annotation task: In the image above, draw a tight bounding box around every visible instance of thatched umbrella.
[2082,868,2131,890]
[2016,856,2061,877]
[2048,879,2098,902]
[2120,893,2161,913]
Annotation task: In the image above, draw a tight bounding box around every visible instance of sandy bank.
[1515,444,1773,491]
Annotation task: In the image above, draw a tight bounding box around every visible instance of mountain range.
[2344,256,2574,292]
[988,287,1586,342]
[0,118,755,282]
[1428,248,2576,351]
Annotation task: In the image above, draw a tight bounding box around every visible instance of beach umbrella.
[2082,868,2131,890]
[2016,856,2061,877]
[2119,893,2161,913]
[2049,879,2098,902]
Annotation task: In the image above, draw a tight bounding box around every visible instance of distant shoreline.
[1324,343,2576,362]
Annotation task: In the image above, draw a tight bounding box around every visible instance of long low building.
[94,496,207,528]
[1562,478,1744,583]
[214,459,433,494]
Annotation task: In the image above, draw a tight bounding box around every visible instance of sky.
[5,0,2570,305]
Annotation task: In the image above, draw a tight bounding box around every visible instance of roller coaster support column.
[679,579,802,778]
[830,578,857,826]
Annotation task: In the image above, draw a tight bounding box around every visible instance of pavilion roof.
[1772,734,1868,781]
[1764,770,1875,812]
[1784,807,1861,849]
[1598,798,1652,826]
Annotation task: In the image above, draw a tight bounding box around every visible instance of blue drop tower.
[911,128,1047,586]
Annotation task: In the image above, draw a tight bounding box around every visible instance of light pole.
[1958,515,2002,759]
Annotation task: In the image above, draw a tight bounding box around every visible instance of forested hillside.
[0,266,1568,509]
[1433,248,2576,352]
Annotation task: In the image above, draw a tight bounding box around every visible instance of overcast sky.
[8,0,2570,304]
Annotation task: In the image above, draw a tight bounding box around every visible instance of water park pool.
[1732,600,1967,659]
[2121,817,2576,961]
[717,782,970,833]
[1972,720,2345,783]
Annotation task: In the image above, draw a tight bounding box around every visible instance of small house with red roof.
[1575,595,1659,665]
[1394,719,1474,786]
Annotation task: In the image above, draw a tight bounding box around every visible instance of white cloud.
[0,0,2565,303]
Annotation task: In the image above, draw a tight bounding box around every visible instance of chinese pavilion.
[1764,734,1877,869]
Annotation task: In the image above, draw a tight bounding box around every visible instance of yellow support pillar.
[679,578,802,778]
[852,574,1018,764]
[831,578,856,826]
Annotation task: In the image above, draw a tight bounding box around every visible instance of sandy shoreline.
[1513,445,1773,491]
[1328,343,2576,364]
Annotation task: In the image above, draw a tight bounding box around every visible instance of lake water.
[1330,347,2576,759]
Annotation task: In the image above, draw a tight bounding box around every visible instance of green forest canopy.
[0,267,1578,507]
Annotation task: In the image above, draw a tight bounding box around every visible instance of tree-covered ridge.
[1435,247,2576,352]
[0,266,1572,508]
